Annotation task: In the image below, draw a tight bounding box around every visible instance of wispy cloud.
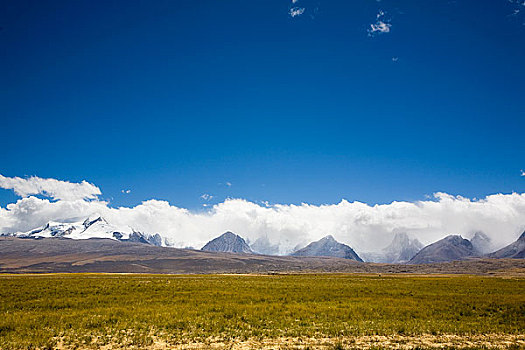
[508,0,525,24]
[289,7,305,18]
[200,193,213,201]
[368,10,392,36]
[121,189,131,194]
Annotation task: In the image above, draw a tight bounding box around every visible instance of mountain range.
[2,216,524,265]
[5,216,163,246]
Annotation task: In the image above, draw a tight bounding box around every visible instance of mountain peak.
[381,232,423,263]
[470,231,493,254]
[82,216,107,229]
[220,231,237,239]
[201,231,253,254]
[291,236,362,262]
[409,234,476,264]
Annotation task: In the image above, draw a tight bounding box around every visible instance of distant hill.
[381,233,423,263]
[201,231,253,254]
[408,235,477,264]
[291,235,363,262]
[488,231,525,259]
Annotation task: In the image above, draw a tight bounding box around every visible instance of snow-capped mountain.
[469,231,494,255]
[381,232,424,263]
[6,216,163,246]
[358,233,423,263]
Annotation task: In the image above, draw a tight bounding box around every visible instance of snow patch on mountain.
[5,215,163,246]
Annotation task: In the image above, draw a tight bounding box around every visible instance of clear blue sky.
[1,0,524,209]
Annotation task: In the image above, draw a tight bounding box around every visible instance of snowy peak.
[82,216,108,229]
[382,232,423,263]
[291,235,363,262]
[8,217,163,246]
[250,236,279,255]
[201,231,253,254]
[470,231,493,254]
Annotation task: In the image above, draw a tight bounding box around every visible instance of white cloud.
[121,189,131,194]
[521,170,525,176]
[291,0,299,3]
[392,57,399,62]
[226,182,232,187]
[1,175,524,254]
[200,193,213,201]
[0,174,101,201]
[369,21,391,34]
[289,7,305,17]
[368,10,392,36]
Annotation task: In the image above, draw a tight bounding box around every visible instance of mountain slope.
[291,235,363,262]
[201,232,253,254]
[408,235,477,264]
[488,231,525,259]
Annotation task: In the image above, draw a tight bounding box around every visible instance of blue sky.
[1,0,524,209]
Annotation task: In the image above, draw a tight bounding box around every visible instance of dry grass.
[0,274,524,349]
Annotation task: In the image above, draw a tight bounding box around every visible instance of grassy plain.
[0,274,523,349]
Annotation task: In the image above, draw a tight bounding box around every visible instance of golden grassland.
[0,273,524,349]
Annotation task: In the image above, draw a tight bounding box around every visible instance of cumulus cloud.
[0,174,101,201]
[121,189,131,194]
[289,7,305,17]
[1,175,524,254]
[368,10,392,36]
[521,170,525,176]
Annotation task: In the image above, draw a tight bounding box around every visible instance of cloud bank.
[0,175,101,201]
[0,175,524,254]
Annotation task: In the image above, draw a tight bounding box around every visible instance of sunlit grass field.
[0,274,524,349]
